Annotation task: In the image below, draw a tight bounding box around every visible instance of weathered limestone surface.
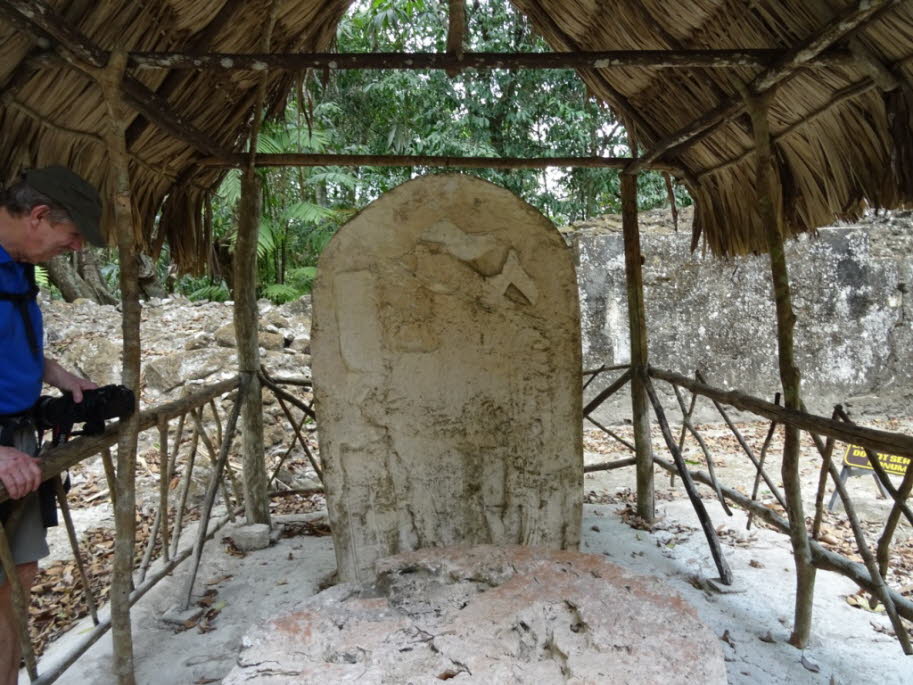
[312,174,582,583]
[571,209,913,417]
[224,545,727,684]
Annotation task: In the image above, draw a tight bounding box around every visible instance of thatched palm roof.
[1,0,912,266]
[516,0,913,255]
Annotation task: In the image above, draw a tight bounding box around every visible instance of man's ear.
[27,204,50,228]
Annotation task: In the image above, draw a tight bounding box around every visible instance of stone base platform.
[224,545,726,684]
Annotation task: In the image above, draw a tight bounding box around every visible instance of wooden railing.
[0,370,320,684]
[582,364,913,654]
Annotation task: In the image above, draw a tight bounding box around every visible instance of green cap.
[24,166,104,247]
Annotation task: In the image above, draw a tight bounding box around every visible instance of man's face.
[21,205,85,263]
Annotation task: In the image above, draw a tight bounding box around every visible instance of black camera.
[35,384,136,436]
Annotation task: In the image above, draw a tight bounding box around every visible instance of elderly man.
[0,167,104,684]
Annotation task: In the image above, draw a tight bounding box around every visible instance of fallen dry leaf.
[800,655,820,673]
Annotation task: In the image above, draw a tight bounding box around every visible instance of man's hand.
[43,358,97,403]
[0,446,42,499]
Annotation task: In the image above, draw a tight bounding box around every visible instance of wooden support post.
[747,93,816,649]
[446,0,466,77]
[235,168,269,524]
[233,0,278,526]
[96,49,142,685]
[620,173,654,522]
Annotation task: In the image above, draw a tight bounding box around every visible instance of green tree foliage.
[192,0,689,303]
[313,0,690,223]
[200,115,357,303]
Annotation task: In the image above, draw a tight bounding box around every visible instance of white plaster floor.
[26,499,912,685]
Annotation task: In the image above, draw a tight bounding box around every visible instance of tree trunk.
[77,248,118,304]
[46,254,96,302]
[137,253,167,300]
[215,239,235,296]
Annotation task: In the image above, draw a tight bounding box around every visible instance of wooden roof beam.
[123,49,855,71]
[697,77,880,180]
[125,0,249,150]
[625,0,904,175]
[0,0,232,160]
[196,152,684,175]
[849,38,903,90]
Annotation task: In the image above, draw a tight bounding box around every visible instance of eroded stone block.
[313,174,582,582]
[224,546,727,684]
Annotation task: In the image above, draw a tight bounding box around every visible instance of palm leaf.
[216,169,242,206]
[306,169,359,189]
[282,201,337,225]
[263,282,302,304]
[189,283,230,302]
[34,265,50,288]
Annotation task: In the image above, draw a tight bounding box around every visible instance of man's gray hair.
[0,177,73,224]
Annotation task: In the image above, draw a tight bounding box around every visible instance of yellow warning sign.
[843,444,911,477]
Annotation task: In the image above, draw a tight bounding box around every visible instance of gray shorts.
[0,493,50,584]
[0,422,50,585]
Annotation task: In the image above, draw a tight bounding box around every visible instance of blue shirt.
[0,244,43,415]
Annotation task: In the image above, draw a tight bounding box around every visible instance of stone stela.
[312,174,583,583]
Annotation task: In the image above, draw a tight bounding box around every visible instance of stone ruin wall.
[569,209,913,419]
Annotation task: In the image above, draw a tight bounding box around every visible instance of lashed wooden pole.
[445,0,466,77]
[646,367,913,457]
[123,48,855,71]
[649,454,913,623]
[747,92,816,648]
[234,0,278,525]
[157,417,170,561]
[181,391,244,610]
[620,173,654,522]
[96,49,142,684]
[643,372,732,584]
[0,515,37,678]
